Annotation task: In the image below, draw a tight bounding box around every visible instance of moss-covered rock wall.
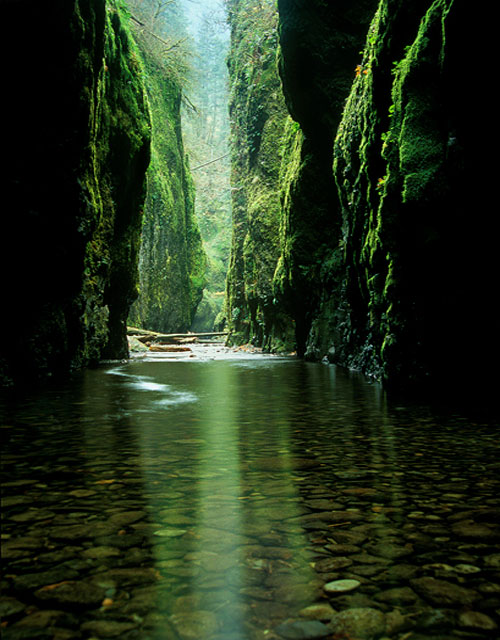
[1,0,151,385]
[224,0,295,351]
[277,0,496,395]
[225,0,495,394]
[127,41,206,334]
[329,0,494,394]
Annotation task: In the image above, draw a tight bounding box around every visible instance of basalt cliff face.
[1,0,151,386]
[2,0,151,386]
[1,0,205,386]
[127,39,206,334]
[225,0,495,395]
[224,0,295,352]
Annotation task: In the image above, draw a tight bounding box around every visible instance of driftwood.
[127,327,227,345]
[148,345,192,353]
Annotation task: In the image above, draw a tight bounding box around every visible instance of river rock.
[451,521,498,540]
[275,619,332,639]
[314,556,353,572]
[324,579,360,594]
[298,603,336,621]
[484,553,500,568]
[458,610,498,632]
[170,610,218,639]
[328,607,386,639]
[34,580,106,606]
[80,620,138,637]
[81,545,121,560]
[374,586,419,605]
[0,597,26,617]
[410,577,479,606]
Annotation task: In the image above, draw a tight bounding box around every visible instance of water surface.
[1,348,499,639]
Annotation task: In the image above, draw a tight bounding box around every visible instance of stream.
[1,346,499,639]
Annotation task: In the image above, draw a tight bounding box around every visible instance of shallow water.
[1,347,499,639]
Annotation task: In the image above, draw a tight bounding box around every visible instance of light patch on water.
[105,367,198,407]
[154,391,197,406]
[128,380,171,392]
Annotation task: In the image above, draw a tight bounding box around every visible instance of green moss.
[127,32,206,333]
[331,0,473,389]
[225,0,294,351]
[1,0,151,384]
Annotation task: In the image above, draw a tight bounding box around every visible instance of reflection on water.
[1,350,499,640]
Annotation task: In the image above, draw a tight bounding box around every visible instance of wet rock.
[11,610,73,628]
[107,510,147,527]
[0,596,26,617]
[13,568,79,591]
[330,531,367,545]
[484,553,500,568]
[298,603,336,621]
[9,509,56,523]
[451,521,499,540]
[375,563,419,583]
[170,610,218,639]
[80,620,138,637]
[67,489,97,498]
[34,580,106,606]
[366,542,413,560]
[328,607,386,639]
[37,547,82,564]
[275,619,332,639]
[90,567,159,587]
[324,579,360,594]
[313,556,352,572]
[454,563,481,574]
[303,500,344,510]
[457,610,498,632]
[94,532,146,549]
[414,608,454,631]
[153,527,187,538]
[374,586,419,605]
[324,543,360,555]
[410,577,480,606]
[0,627,54,639]
[81,545,121,560]
[48,523,113,541]
[385,608,415,635]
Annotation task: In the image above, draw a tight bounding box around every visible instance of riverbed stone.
[457,610,498,632]
[0,597,27,617]
[328,607,386,639]
[314,556,352,572]
[324,579,360,594]
[410,577,480,606]
[298,603,336,621]
[374,586,419,605]
[34,580,106,606]
[81,545,121,560]
[275,619,332,639]
[170,610,218,639]
[80,620,138,637]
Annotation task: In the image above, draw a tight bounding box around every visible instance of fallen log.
[148,345,192,353]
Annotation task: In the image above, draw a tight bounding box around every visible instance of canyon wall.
[1,0,151,385]
[225,0,495,395]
